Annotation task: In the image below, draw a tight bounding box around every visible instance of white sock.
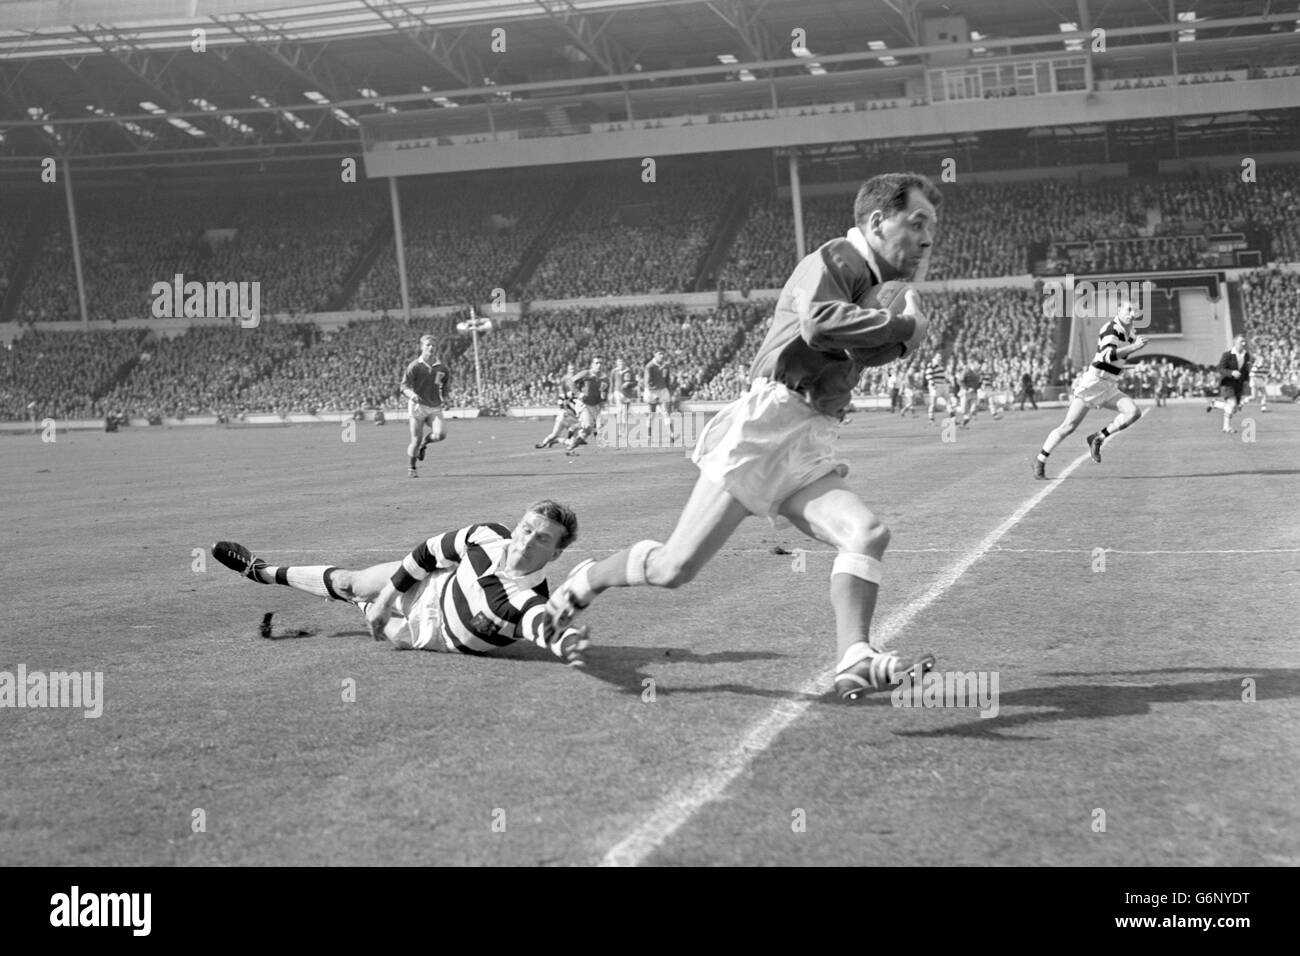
[836,640,876,673]
[286,566,332,599]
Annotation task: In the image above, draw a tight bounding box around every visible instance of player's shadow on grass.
[1114,468,1300,479]
[576,645,797,697]
[891,667,1300,740]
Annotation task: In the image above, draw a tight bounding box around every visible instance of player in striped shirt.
[925,352,957,424]
[1034,301,1147,479]
[1246,352,1270,413]
[210,500,590,664]
[401,334,451,479]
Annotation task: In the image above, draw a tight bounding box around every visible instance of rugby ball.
[869,280,911,316]
[850,282,923,366]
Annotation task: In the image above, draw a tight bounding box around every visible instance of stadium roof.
[0,0,1295,170]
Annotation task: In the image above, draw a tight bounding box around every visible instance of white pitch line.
[597,450,1091,868]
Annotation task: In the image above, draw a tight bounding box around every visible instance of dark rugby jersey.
[570,369,609,407]
[613,366,637,399]
[748,229,923,418]
[403,359,450,407]
[645,361,672,391]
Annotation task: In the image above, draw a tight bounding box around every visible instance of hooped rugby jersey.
[388,523,551,655]
[1091,320,1137,375]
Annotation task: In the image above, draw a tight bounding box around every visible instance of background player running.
[925,351,957,424]
[1034,300,1146,479]
[211,500,589,664]
[401,334,450,478]
[565,357,609,454]
[543,172,941,702]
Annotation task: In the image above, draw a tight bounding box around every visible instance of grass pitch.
[3,403,1298,866]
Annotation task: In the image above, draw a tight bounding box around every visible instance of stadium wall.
[362,78,1300,176]
[780,164,1131,199]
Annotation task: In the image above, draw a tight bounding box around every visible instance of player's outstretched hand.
[902,289,930,355]
[1133,334,1149,350]
[364,603,391,642]
[550,624,591,667]
[902,288,924,318]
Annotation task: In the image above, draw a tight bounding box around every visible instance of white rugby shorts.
[1071,368,1126,409]
[691,378,848,518]
[369,569,453,651]
[408,400,444,424]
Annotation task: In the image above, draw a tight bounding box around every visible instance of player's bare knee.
[833,518,889,558]
[849,520,890,557]
[328,570,357,600]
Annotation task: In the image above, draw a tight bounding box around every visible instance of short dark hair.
[526,499,578,551]
[853,173,942,229]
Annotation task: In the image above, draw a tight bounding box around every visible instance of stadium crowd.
[4,161,1300,421]
[95,322,321,420]
[445,301,770,412]
[1240,268,1300,390]
[227,316,467,416]
[523,164,735,299]
[352,173,570,312]
[721,166,1300,289]
[6,163,1300,326]
[6,270,1299,421]
[11,187,384,324]
[0,328,149,421]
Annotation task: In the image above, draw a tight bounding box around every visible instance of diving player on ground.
[211,500,589,664]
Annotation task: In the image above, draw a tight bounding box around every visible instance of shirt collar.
[492,545,546,588]
[845,227,886,284]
